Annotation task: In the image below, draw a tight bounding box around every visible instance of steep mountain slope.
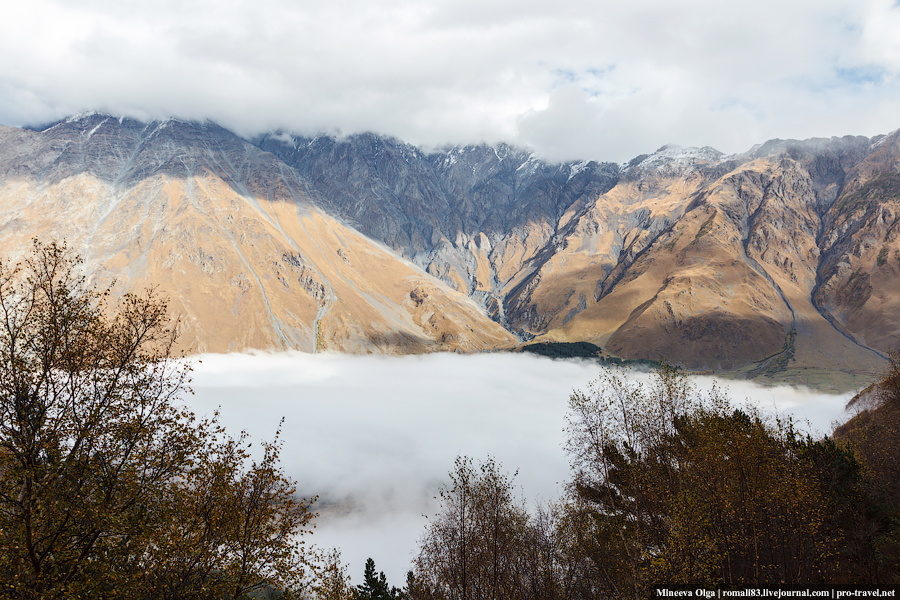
[254,133,620,331]
[266,132,897,384]
[0,115,516,354]
[814,135,900,355]
[546,146,882,375]
[1,113,898,387]
[514,138,897,383]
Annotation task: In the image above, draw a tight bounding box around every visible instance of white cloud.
[2,0,900,160]
[859,0,900,68]
[185,352,857,586]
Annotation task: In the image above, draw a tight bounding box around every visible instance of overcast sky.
[3,0,900,161]
[186,351,857,585]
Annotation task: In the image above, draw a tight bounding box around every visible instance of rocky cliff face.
[510,136,897,382]
[259,130,898,382]
[254,133,620,333]
[1,114,898,385]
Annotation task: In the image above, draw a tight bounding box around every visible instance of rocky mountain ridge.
[2,113,899,388]
[0,114,516,354]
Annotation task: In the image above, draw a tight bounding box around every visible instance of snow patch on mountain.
[516,153,540,174]
[65,111,103,123]
[83,117,110,140]
[567,160,590,181]
[870,130,897,149]
[628,144,725,173]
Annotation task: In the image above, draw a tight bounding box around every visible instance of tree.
[516,502,585,600]
[564,364,842,595]
[353,558,403,600]
[880,345,900,407]
[831,344,900,582]
[563,364,703,597]
[411,456,587,600]
[0,240,315,599]
[312,549,354,600]
[412,456,533,600]
[841,344,900,506]
[137,425,315,599]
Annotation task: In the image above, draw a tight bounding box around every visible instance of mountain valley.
[1,113,898,389]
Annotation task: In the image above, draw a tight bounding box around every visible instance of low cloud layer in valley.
[185,352,859,585]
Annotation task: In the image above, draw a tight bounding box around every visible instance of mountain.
[256,130,898,388]
[1,113,898,388]
[253,132,620,332]
[0,114,516,354]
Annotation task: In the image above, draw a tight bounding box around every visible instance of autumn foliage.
[408,362,900,599]
[3,241,897,599]
[0,241,315,599]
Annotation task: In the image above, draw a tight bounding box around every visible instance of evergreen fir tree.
[354,558,404,600]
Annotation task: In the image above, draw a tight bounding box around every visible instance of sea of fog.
[185,352,858,586]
